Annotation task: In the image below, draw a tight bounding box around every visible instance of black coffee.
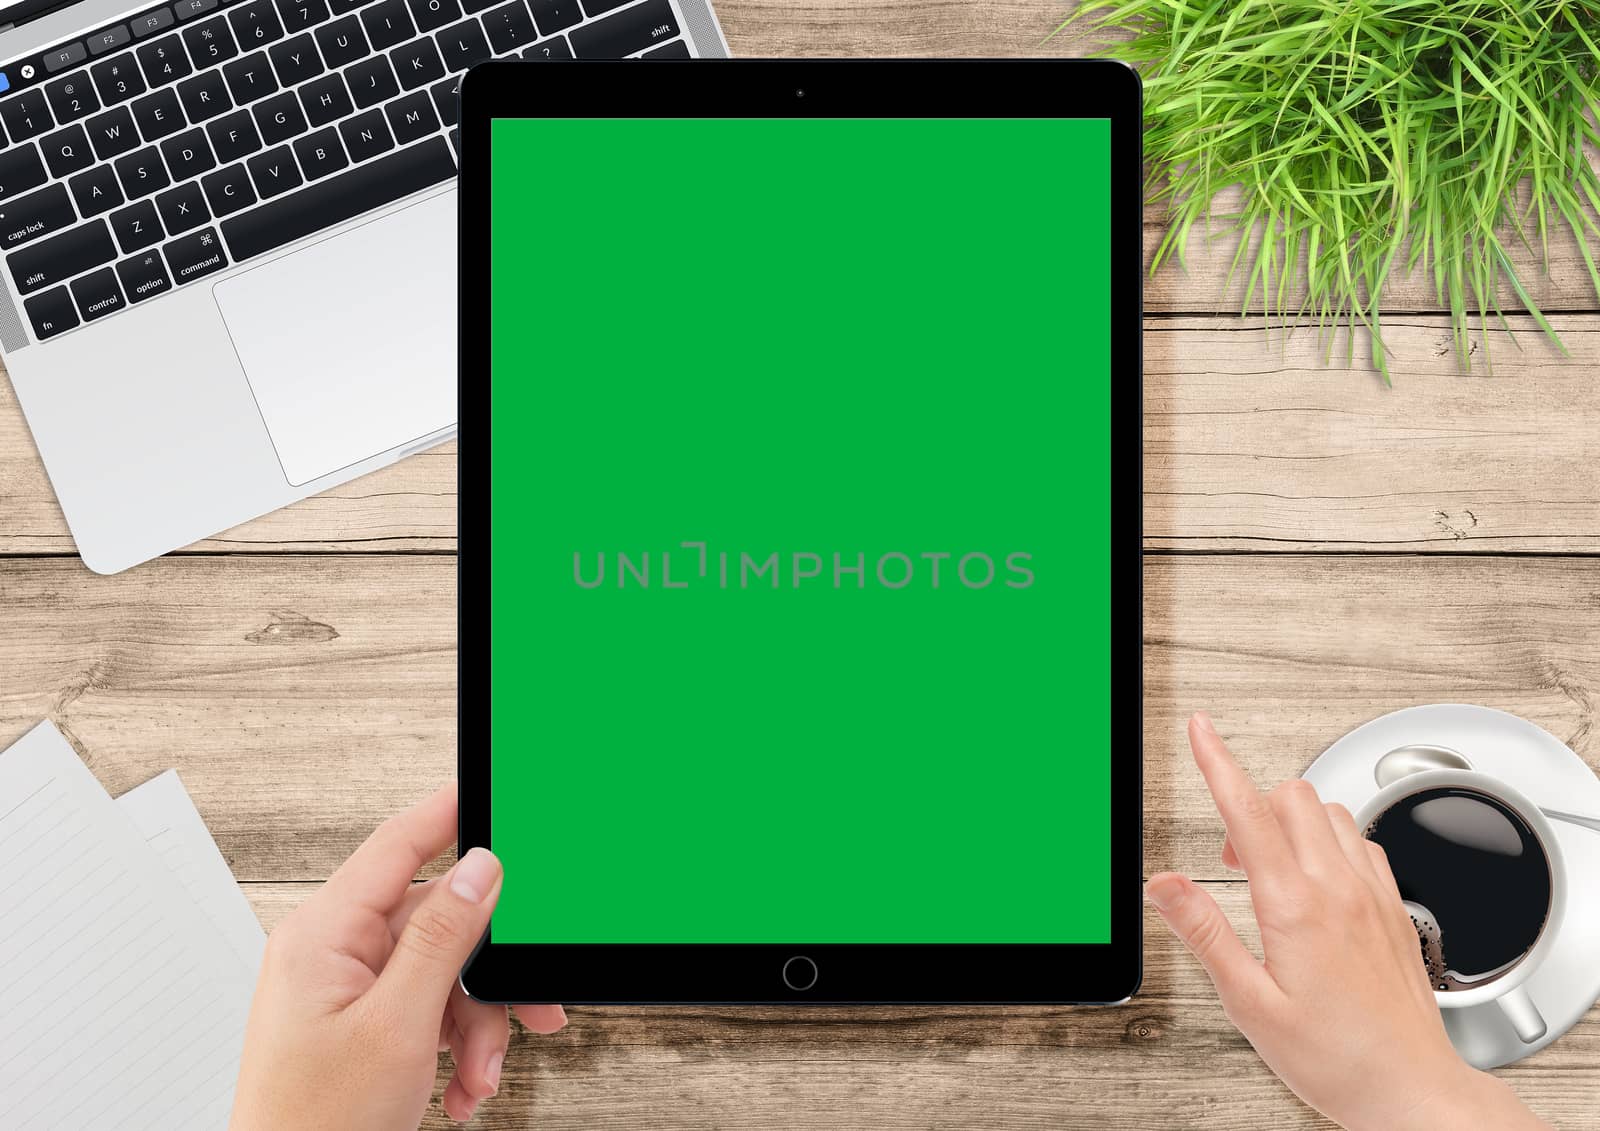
[1366,787,1550,992]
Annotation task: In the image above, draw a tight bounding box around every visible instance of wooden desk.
[3,3,1598,1126]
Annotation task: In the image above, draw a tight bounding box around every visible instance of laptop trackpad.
[214,189,458,487]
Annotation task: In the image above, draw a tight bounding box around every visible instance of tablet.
[459,58,1143,1005]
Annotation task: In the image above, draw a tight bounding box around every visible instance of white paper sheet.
[0,722,255,1130]
[118,769,267,976]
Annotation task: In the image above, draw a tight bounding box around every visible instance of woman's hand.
[1149,712,1549,1131]
[230,785,567,1129]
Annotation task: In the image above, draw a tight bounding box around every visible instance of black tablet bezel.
[458,58,1143,1005]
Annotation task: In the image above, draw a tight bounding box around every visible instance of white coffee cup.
[1355,768,1566,1043]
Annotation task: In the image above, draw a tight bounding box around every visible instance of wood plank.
[8,314,1600,556]
[0,555,457,878]
[241,882,1596,1130]
[6,553,1600,882]
[1145,314,1600,551]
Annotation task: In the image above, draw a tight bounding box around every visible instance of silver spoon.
[1374,743,1600,834]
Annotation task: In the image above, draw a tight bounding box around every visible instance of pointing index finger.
[1188,713,1294,884]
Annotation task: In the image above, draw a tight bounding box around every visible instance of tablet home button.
[782,955,818,992]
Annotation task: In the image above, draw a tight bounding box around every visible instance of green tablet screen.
[489,117,1112,943]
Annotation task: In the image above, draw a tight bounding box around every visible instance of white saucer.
[1302,704,1600,1068]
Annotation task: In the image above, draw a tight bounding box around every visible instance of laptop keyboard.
[2,0,693,342]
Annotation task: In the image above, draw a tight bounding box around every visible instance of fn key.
[25,286,79,340]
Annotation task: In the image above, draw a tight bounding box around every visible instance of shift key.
[9,220,117,294]
[0,184,77,250]
[569,0,678,57]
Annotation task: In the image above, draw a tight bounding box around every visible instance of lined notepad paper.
[0,722,263,1130]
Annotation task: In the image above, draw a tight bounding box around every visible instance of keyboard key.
[110,198,164,252]
[25,286,78,339]
[461,0,496,13]
[275,0,331,33]
[430,77,463,127]
[183,16,238,66]
[390,36,444,89]
[155,180,209,232]
[642,38,687,58]
[130,86,185,139]
[579,0,632,14]
[68,164,125,216]
[0,90,54,141]
[360,0,415,50]
[291,125,346,178]
[384,89,437,143]
[117,249,173,302]
[201,162,256,215]
[430,78,462,128]
[41,124,93,178]
[177,67,233,122]
[164,225,227,282]
[90,53,147,104]
[229,0,285,47]
[223,135,451,259]
[252,89,306,143]
[448,124,458,159]
[70,266,126,320]
[406,0,460,32]
[570,0,678,57]
[328,0,366,13]
[85,105,139,160]
[137,34,192,85]
[44,71,101,124]
[0,145,49,201]
[9,220,116,293]
[314,15,369,66]
[346,55,398,108]
[268,32,324,85]
[434,19,489,71]
[298,72,352,127]
[338,107,392,161]
[160,126,215,179]
[114,145,172,198]
[0,184,76,249]
[44,42,89,74]
[526,34,571,59]
[132,8,177,37]
[89,26,133,56]
[174,0,219,19]
[222,51,280,103]
[482,0,534,52]
[206,109,262,161]
[245,144,301,197]
[528,0,579,36]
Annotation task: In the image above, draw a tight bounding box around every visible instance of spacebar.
[221,138,456,262]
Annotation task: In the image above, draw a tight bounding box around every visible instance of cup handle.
[1497,985,1547,1043]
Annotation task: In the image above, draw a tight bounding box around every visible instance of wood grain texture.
[1145,314,1600,552]
[3,552,1597,881]
[8,315,1600,556]
[240,883,1597,1130]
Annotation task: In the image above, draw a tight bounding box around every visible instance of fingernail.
[451,847,502,904]
[1145,875,1188,913]
[485,1051,503,1096]
[1192,710,1216,735]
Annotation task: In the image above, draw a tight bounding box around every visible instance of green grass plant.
[1055,0,1600,380]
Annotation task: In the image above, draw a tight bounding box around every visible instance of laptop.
[0,0,727,573]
